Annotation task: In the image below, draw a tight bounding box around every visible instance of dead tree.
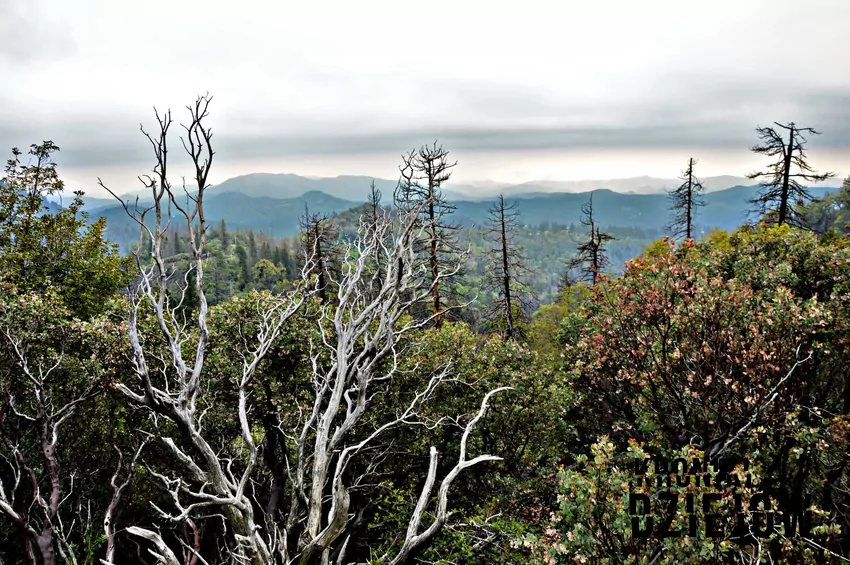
[287,210,507,565]
[99,95,312,565]
[363,180,388,296]
[484,195,530,340]
[747,122,835,227]
[0,327,100,565]
[299,204,339,304]
[566,193,615,286]
[103,439,146,564]
[394,142,463,328]
[365,180,383,233]
[667,157,705,240]
[101,97,508,565]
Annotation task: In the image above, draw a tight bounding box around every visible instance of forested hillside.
[89,182,838,253]
[2,100,849,565]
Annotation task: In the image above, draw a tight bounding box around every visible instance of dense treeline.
[1,98,849,564]
[147,206,661,316]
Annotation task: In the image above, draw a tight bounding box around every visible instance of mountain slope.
[205,173,396,201]
[87,183,839,252]
[94,190,360,251]
[451,185,836,232]
[197,173,760,202]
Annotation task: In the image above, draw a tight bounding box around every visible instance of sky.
[1,0,849,196]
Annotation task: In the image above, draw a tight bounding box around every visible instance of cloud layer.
[1,0,848,187]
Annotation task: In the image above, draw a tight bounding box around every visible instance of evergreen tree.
[260,240,272,261]
[172,228,183,256]
[234,244,251,288]
[219,218,229,249]
[179,269,200,319]
[280,244,297,281]
[247,230,258,265]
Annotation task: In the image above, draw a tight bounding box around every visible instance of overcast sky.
[2,0,848,196]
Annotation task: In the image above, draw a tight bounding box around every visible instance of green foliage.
[3,142,849,562]
[800,176,850,234]
[0,142,129,318]
[550,225,850,562]
[373,322,574,563]
[526,438,839,564]
[527,285,592,358]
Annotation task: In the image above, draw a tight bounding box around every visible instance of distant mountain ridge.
[79,179,839,253]
[57,173,758,207]
[60,171,838,214]
[202,173,758,201]
[464,175,756,199]
[93,189,359,252]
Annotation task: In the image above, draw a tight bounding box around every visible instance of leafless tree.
[747,122,835,227]
[566,193,615,286]
[363,180,388,297]
[100,97,509,565]
[483,195,530,340]
[394,142,463,328]
[667,157,705,240]
[103,438,147,564]
[0,331,99,565]
[365,180,383,234]
[99,94,311,565]
[279,200,507,565]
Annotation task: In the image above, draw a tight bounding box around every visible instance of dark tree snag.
[365,179,383,233]
[747,121,835,227]
[484,194,530,339]
[393,141,462,328]
[299,204,339,304]
[667,157,705,240]
[566,193,615,286]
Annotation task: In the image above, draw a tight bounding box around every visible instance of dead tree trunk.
[484,195,529,339]
[101,98,506,565]
[566,194,614,286]
[394,142,462,328]
[747,121,835,227]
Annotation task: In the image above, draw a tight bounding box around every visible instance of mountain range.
[196,173,759,201]
[60,173,757,210]
[48,173,838,251]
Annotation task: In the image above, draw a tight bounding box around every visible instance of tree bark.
[779,124,795,225]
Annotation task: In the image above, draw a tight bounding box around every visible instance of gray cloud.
[0,1,76,64]
[1,0,848,183]
[4,117,846,174]
[8,85,844,171]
